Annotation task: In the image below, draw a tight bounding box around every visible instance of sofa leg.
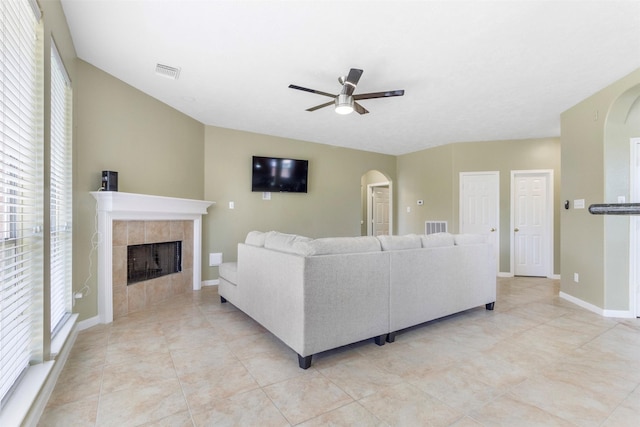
[485,302,495,310]
[220,296,227,303]
[298,354,312,369]
[386,332,396,343]
[374,335,386,346]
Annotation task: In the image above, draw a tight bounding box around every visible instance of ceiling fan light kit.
[289,68,404,115]
[335,94,354,115]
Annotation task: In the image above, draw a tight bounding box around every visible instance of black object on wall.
[101,171,118,191]
[251,156,308,193]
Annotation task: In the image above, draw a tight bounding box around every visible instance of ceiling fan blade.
[289,84,336,99]
[342,68,363,96]
[353,89,404,100]
[306,100,334,112]
[353,102,369,115]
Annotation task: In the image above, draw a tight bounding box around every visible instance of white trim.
[509,170,554,278]
[202,279,220,287]
[0,363,53,427]
[559,292,635,318]
[630,138,640,317]
[77,316,100,332]
[90,192,214,324]
[0,315,78,427]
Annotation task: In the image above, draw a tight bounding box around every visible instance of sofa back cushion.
[245,231,267,247]
[263,231,312,254]
[294,236,381,256]
[377,234,422,251]
[453,233,487,245]
[421,232,455,248]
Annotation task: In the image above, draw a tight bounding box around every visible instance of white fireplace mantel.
[91,191,214,323]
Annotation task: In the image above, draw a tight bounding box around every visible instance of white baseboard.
[202,279,219,287]
[559,291,635,318]
[77,315,100,331]
[497,272,560,279]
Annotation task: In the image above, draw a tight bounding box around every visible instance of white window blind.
[0,0,43,407]
[50,41,72,335]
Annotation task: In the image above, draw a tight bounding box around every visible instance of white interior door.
[513,172,550,277]
[460,172,499,272]
[372,187,390,236]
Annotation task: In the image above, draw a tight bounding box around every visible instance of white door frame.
[367,181,393,236]
[459,171,500,273]
[510,170,554,277]
[630,138,640,317]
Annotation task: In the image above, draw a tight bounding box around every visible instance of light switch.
[229,201,235,209]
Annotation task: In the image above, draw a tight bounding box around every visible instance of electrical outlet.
[574,273,579,283]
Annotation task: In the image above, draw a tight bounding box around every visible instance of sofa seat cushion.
[293,236,381,256]
[219,262,238,285]
[377,234,422,251]
[421,232,455,248]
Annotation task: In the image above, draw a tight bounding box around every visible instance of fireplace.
[91,191,214,324]
[112,220,193,318]
[127,240,182,285]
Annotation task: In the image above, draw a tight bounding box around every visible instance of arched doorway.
[361,170,393,236]
[603,84,640,316]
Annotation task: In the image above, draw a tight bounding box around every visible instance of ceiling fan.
[288,68,404,115]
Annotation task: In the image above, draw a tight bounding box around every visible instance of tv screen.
[252,156,308,193]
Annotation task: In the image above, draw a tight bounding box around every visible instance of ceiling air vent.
[155,63,181,80]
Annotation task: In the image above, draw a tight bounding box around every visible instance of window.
[50,41,72,335]
[0,0,43,407]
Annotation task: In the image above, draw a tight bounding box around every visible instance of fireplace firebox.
[127,241,182,285]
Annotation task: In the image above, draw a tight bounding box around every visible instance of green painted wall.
[73,60,205,321]
[561,67,640,311]
[397,138,561,275]
[202,126,396,279]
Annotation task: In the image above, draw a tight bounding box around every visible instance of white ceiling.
[60,0,640,155]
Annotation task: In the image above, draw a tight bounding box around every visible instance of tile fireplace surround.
[91,192,214,324]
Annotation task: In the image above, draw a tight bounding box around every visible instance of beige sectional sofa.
[218,231,496,369]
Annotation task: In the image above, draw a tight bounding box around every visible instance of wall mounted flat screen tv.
[252,156,308,193]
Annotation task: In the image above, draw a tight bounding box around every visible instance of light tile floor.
[38,277,640,426]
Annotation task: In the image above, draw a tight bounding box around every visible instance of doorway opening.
[631,137,640,317]
[362,170,393,236]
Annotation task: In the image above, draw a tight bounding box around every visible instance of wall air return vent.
[155,63,181,80]
[425,221,448,235]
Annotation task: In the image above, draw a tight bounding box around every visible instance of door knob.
[490,228,496,232]
[514,228,520,232]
